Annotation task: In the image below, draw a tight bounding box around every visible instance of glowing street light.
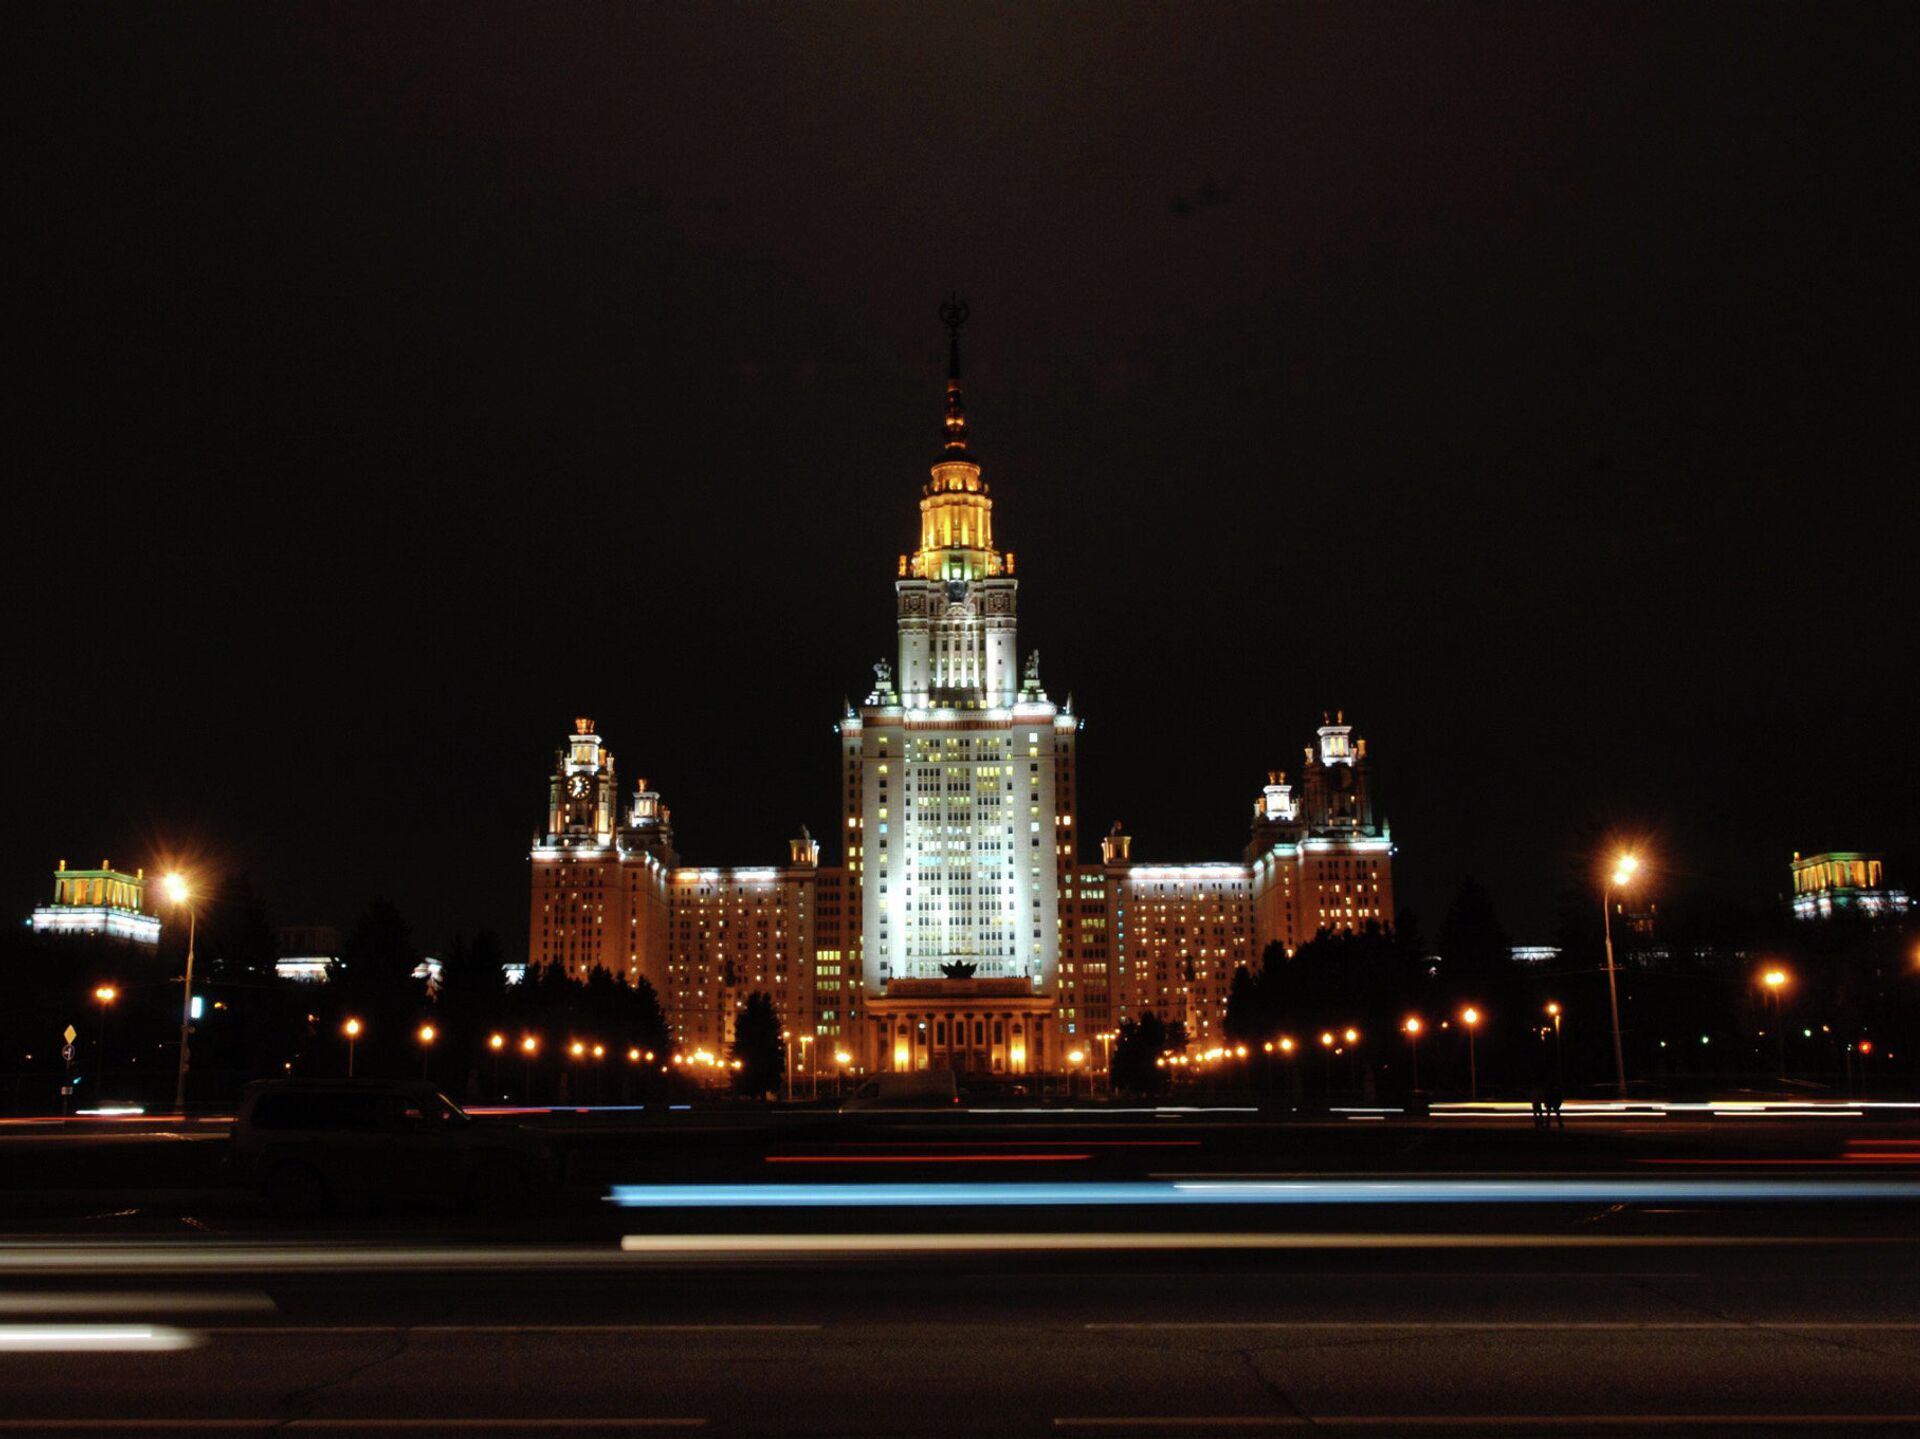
[1065,1046,1089,1100]
[416,1022,436,1077]
[92,985,118,1097]
[1601,851,1641,1097]
[1461,1006,1482,1099]
[520,1034,540,1103]
[161,872,197,1114]
[1403,1016,1424,1090]
[487,1032,506,1096]
[1545,1002,1564,1086]
[343,1017,362,1078]
[1761,966,1792,1077]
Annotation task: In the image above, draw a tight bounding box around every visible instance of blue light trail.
[605,1178,1920,1208]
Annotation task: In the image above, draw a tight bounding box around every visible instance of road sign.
[63,1024,77,1044]
[62,1044,75,1063]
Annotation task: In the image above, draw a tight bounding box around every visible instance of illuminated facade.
[30,860,161,945]
[527,307,1397,1072]
[527,718,675,989]
[836,301,1074,1074]
[1790,851,1910,921]
[666,837,820,1056]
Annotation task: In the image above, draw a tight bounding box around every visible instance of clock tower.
[546,717,619,843]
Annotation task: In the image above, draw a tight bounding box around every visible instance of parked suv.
[228,1079,559,1215]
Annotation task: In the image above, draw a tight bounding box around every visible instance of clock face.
[567,774,591,799]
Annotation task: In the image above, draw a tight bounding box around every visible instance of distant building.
[274,924,339,982]
[1791,852,1910,921]
[526,307,1398,1072]
[1510,946,1561,966]
[30,860,160,945]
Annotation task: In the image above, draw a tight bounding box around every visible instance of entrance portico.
[861,977,1054,1076]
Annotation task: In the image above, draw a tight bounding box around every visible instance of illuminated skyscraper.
[835,299,1071,1073]
[527,306,1397,1075]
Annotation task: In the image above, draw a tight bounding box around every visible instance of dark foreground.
[3,1105,1920,1435]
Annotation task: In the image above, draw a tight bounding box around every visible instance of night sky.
[11,5,1916,955]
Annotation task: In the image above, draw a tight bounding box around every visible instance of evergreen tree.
[1222,965,1262,1045]
[1112,1011,1174,1094]
[1437,879,1510,977]
[730,991,784,1097]
[331,898,426,1077]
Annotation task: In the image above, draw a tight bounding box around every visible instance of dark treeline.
[1124,877,1920,1100]
[0,882,690,1111]
[6,873,1914,1109]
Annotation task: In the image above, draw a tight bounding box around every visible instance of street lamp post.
[1461,1007,1482,1099]
[1066,1047,1087,1100]
[1762,968,1790,1079]
[1602,853,1639,1098]
[93,985,117,1100]
[798,1035,814,1100]
[1403,1017,1423,1091]
[521,1035,539,1102]
[1545,1002,1564,1089]
[488,1032,506,1097]
[343,1017,362,1078]
[1275,1035,1299,1104]
[162,873,196,1114]
[417,1023,436,1078]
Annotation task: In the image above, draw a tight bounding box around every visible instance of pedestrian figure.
[1544,1074,1565,1129]
[1528,1082,1546,1129]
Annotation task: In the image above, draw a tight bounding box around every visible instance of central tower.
[839,302,1076,1072]
[894,298,1021,708]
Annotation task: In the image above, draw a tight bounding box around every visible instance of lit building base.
[862,978,1054,1076]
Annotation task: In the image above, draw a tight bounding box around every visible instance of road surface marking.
[1056,1418,1920,1430]
[1086,1320,1920,1331]
[0,1291,274,1315]
[0,1423,707,1432]
[196,1323,821,1335]
[765,1153,1094,1162]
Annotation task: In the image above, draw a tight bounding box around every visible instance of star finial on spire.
[939,294,970,455]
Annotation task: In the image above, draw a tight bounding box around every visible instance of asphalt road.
[4,1108,1920,1435]
[5,1226,1920,1435]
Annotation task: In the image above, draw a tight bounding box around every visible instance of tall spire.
[939,293,970,458]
